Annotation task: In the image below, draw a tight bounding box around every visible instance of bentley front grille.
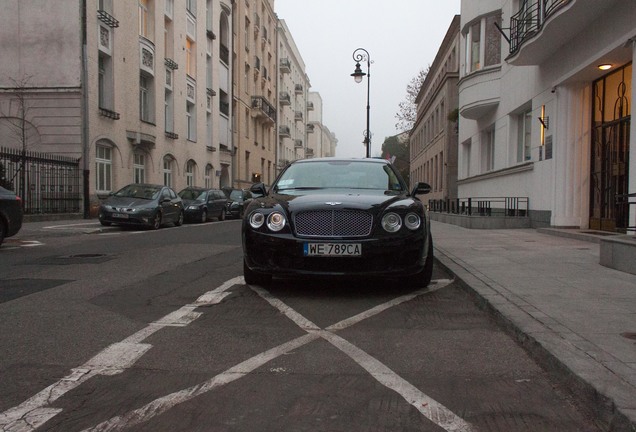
[294,210,373,237]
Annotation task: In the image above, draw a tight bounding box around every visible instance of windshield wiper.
[275,186,324,192]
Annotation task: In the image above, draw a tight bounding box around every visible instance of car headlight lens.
[404,212,421,230]
[249,212,265,229]
[381,212,402,233]
[267,212,286,232]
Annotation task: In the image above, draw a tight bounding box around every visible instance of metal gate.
[590,64,631,232]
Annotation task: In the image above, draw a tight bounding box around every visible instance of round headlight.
[404,212,421,230]
[267,212,286,232]
[249,212,265,229]
[381,212,402,233]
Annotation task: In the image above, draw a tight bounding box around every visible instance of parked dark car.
[0,186,23,247]
[98,183,184,230]
[223,188,253,219]
[178,187,229,223]
[242,158,433,286]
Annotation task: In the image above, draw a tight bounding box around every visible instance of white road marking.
[1,276,467,432]
[0,277,244,432]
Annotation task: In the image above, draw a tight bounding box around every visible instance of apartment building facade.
[231,0,277,189]
[0,0,234,214]
[458,0,635,231]
[410,15,460,209]
[307,91,338,158]
[277,19,310,168]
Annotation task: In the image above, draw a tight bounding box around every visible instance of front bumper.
[243,229,430,279]
[98,208,155,227]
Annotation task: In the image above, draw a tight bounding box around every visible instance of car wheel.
[239,207,245,219]
[99,220,112,226]
[151,212,162,230]
[0,221,6,247]
[243,259,272,285]
[201,209,208,223]
[175,211,184,227]
[219,208,226,221]
[405,238,434,287]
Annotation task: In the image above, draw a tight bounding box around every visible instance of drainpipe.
[629,37,636,234]
[81,0,90,218]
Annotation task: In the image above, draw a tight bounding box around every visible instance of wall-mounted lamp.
[538,116,549,130]
[598,64,613,71]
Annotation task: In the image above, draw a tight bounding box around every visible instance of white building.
[458,0,635,231]
[307,91,337,158]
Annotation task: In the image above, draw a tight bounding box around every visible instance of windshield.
[179,189,206,201]
[114,185,161,200]
[229,190,243,201]
[274,161,404,193]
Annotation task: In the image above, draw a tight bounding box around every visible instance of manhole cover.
[620,332,636,340]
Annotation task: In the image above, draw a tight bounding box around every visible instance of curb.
[432,248,636,432]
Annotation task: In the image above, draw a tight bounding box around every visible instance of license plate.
[303,243,361,257]
[112,213,129,219]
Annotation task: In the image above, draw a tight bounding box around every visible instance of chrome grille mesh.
[294,210,373,237]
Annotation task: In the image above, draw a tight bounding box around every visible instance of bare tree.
[0,75,34,195]
[394,67,429,133]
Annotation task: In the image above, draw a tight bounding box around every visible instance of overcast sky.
[274,0,461,158]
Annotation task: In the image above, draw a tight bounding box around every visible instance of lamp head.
[351,62,366,83]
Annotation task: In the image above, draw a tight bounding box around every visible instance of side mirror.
[250,182,267,197]
[411,182,432,196]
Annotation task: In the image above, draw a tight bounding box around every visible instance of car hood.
[181,199,201,206]
[254,190,418,215]
[102,196,157,208]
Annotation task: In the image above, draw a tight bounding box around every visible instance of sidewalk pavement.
[430,220,636,431]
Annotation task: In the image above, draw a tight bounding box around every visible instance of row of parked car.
[98,184,254,230]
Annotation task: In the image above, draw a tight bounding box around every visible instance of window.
[140,74,154,123]
[482,126,495,172]
[186,160,195,186]
[462,138,472,178]
[163,156,173,187]
[470,22,481,72]
[98,52,113,110]
[164,0,173,18]
[134,153,145,183]
[98,0,113,13]
[98,55,106,108]
[96,145,112,192]
[165,88,174,133]
[205,164,213,188]
[485,15,502,67]
[517,109,532,162]
[187,101,196,141]
[186,0,196,16]
[186,38,195,77]
[139,0,149,37]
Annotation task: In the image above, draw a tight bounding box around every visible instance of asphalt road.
[0,220,602,431]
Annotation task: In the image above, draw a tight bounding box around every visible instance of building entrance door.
[590,64,631,232]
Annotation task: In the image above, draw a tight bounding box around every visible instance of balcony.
[459,66,501,120]
[307,124,315,133]
[280,58,291,73]
[279,125,290,137]
[507,0,608,65]
[307,101,314,110]
[294,84,303,94]
[279,91,291,105]
[251,96,277,123]
[294,111,303,121]
[305,148,314,156]
[294,139,303,148]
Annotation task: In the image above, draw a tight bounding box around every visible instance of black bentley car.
[242,158,433,286]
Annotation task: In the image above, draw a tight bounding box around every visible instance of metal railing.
[510,0,571,54]
[0,146,81,215]
[429,197,529,217]
[616,193,636,233]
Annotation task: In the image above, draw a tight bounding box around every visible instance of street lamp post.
[351,48,371,158]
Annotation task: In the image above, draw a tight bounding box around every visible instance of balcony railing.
[294,139,303,148]
[294,84,303,94]
[279,91,291,105]
[251,96,277,123]
[616,193,636,233]
[510,0,571,55]
[278,125,290,137]
[429,197,529,217]
[280,58,291,73]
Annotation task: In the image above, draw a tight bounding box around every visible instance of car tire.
[151,212,162,230]
[201,209,208,223]
[243,259,272,285]
[99,220,112,227]
[405,237,434,287]
[175,211,184,227]
[219,208,226,221]
[0,221,6,247]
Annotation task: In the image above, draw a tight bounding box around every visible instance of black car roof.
[291,157,389,165]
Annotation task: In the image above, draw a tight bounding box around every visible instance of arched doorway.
[590,63,632,232]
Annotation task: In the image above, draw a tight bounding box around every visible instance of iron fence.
[429,197,529,218]
[0,146,81,215]
[616,193,636,233]
[510,0,571,54]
